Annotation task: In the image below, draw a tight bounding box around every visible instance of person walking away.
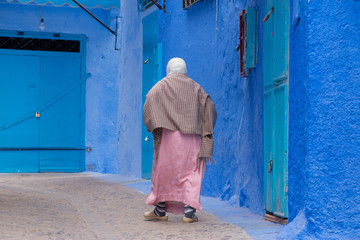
[143,57,217,223]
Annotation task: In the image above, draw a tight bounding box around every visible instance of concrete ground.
[94,173,284,240]
[0,173,253,240]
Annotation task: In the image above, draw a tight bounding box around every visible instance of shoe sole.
[182,217,198,223]
[144,215,168,221]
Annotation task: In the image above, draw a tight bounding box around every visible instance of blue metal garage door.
[0,31,87,172]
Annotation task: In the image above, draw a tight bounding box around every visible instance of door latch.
[144,136,149,142]
[35,112,40,118]
[273,79,282,87]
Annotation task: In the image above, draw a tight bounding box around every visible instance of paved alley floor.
[0,173,251,240]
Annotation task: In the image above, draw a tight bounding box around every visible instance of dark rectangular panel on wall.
[0,36,80,53]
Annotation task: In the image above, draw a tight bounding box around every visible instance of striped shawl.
[143,73,217,162]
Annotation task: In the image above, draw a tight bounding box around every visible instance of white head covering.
[166,57,187,76]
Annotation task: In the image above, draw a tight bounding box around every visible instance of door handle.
[263,7,274,23]
[268,160,273,173]
[268,152,273,173]
[145,136,149,142]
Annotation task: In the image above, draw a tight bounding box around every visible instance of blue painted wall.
[305,1,360,235]
[287,0,309,227]
[0,1,121,173]
[116,0,143,177]
[281,1,360,239]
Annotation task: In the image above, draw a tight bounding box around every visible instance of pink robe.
[146,128,205,214]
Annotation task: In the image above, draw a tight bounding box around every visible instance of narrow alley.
[0,0,359,239]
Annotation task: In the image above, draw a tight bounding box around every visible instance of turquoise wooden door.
[0,32,86,173]
[263,0,289,218]
[142,11,162,179]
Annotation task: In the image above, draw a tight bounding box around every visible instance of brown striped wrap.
[143,73,217,162]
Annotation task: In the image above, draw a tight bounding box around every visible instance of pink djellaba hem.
[146,128,205,215]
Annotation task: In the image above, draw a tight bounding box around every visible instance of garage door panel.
[0,55,40,146]
[0,152,39,173]
[40,151,82,172]
[39,56,84,172]
[39,56,82,146]
[0,55,40,172]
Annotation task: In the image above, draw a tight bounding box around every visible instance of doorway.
[141,10,162,179]
[263,1,290,220]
